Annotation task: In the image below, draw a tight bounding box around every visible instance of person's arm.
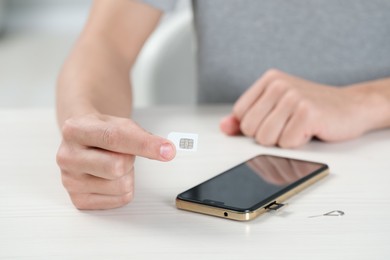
[57,0,161,123]
[220,69,390,148]
[56,0,176,210]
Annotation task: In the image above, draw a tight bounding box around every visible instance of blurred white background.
[0,0,91,108]
[0,0,194,108]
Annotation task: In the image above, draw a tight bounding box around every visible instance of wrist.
[344,80,390,132]
[56,60,132,127]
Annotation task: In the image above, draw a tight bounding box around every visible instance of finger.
[62,116,175,161]
[233,77,266,120]
[278,101,313,148]
[62,169,134,196]
[219,115,241,135]
[233,69,286,119]
[239,80,287,137]
[69,192,134,210]
[57,143,135,180]
[254,88,299,146]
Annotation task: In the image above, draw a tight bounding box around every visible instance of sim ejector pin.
[308,210,345,218]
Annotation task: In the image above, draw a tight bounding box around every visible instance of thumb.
[122,129,177,162]
[219,114,242,136]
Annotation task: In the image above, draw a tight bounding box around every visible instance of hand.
[56,113,176,210]
[220,69,370,148]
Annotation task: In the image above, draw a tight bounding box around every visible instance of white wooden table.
[1,106,390,259]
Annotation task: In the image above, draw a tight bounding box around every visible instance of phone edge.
[175,168,329,221]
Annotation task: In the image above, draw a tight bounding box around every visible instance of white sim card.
[167,132,198,152]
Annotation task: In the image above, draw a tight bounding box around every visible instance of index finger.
[232,72,274,120]
[233,69,289,120]
[63,116,176,161]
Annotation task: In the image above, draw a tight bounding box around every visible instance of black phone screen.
[177,155,327,212]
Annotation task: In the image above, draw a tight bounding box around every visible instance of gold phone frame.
[176,166,329,221]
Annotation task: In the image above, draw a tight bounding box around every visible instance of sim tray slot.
[265,201,285,211]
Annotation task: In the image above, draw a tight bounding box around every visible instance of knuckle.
[119,192,134,205]
[277,138,291,148]
[278,130,310,149]
[106,154,134,179]
[56,144,70,169]
[279,138,300,149]
[263,68,282,81]
[61,172,78,193]
[269,79,289,94]
[239,120,255,137]
[61,171,71,188]
[70,194,89,210]
[296,100,311,116]
[56,142,80,173]
[255,131,274,147]
[102,126,120,148]
[117,175,134,194]
[282,89,300,106]
[61,118,79,141]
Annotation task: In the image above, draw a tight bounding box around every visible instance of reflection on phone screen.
[179,155,325,211]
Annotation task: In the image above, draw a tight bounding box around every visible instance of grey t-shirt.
[142,0,390,103]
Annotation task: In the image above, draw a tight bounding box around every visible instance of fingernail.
[160,143,175,160]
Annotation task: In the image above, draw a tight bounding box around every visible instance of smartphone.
[176,154,329,221]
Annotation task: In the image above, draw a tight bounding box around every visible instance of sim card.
[167,132,198,152]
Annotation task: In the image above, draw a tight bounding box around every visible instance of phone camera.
[224,212,228,217]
